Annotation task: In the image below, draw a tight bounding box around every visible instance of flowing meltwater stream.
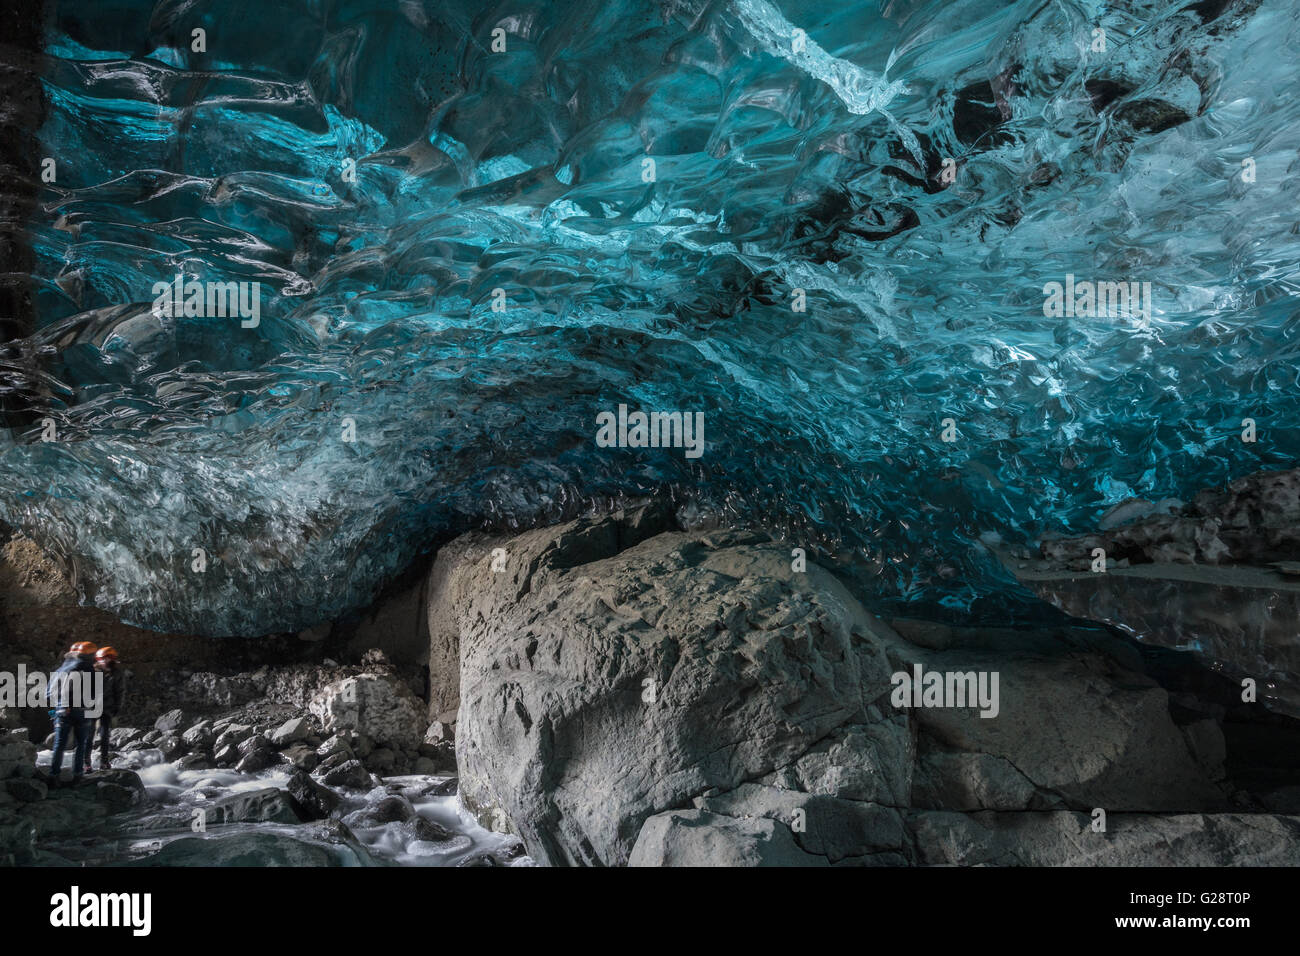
[34,749,532,867]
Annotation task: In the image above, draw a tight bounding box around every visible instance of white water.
[36,747,532,867]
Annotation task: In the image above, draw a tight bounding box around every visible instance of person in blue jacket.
[46,641,98,785]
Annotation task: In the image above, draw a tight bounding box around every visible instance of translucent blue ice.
[2,0,1298,635]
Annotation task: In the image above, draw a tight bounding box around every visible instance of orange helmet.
[95,646,118,662]
[70,641,98,655]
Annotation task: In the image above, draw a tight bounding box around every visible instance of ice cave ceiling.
[1,0,1297,635]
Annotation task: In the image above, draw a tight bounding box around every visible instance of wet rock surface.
[2,726,520,867]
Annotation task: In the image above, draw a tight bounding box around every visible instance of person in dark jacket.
[89,646,126,770]
[46,641,97,784]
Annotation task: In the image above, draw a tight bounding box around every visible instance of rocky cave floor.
[25,727,523,867]
[3,659,529,866]
[3,471,1300,866]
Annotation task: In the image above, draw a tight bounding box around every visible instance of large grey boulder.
[447,509,906,866]
[436,506,1252,866]
[212,724,254,755]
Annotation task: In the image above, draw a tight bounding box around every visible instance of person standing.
[46,641,97,785]
[90,646,126,771]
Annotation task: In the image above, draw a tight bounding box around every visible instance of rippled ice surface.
[2,0,1298,634]
[36,749,528,866]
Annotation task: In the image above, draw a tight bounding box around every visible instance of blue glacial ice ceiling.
[1,0,1298,636]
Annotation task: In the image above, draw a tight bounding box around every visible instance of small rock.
[87,770,145,810]
[238,734,272,758]
[285,770,339,821]
[360,648,391,669]
[346,795,414,825]
[321,759,372,790]
[424,721,455,744]
[5,778,46,802]
[314,752,350,777]
[108,728,143,749]
[181,721,214,751]
[213,725,254,753]
[281,744,318,772]
[269,716,312,748]
[235,750,275,773]
[109,727,143,748]
[418,740,456,772]
[457,840,525,866]
[316,733,355,761]
[154,709,188,734]
[198,787,303,825]
[408,815,455,843]
[413,757,440,775]
[95,782,139,812]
